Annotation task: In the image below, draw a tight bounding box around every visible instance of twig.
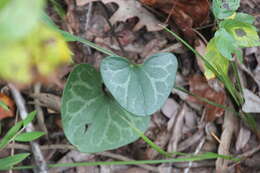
[237,144,260,159]
[228,144,260,169]
[85,2,93,56]
[8,84,48,173]
[184,137,206,173]
[215,100,238,173]
[167,103,186,154]
[34,83,48,137]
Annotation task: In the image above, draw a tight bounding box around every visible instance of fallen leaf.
[242,88,260,113]
[0,93,15,120]
[140,0,210,43]
[76,0,163,31]
[188,75,226,122]
[161,98,179,118]
[236,125,251,151]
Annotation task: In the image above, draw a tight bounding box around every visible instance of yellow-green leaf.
[0,24,71,83]
[25,24,72,76]
[0,43,32,83]
[220,20,260,48]
[203,38,229,80]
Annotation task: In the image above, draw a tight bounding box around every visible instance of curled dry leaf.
[141,0,210,43]
[76,0,163,31]
[0,93,15,120]
[188,75,226,122]
[242,88,260,113]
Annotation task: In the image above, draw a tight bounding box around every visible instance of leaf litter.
[1,0,260,172]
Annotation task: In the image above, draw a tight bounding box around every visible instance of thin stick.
[184,137,206,173]
[85,2,93,56]
[34,83,48,137]
[9,84,48,173]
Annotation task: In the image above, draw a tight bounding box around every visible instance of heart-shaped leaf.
[101,52,178,116]
[61,64,149,153]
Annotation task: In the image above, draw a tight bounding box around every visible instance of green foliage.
[235,12,255,24]
[203,38,230,79]
[0,121,23,150]
[0,153,30,170]
[220,19,260,48]
[22,111,37,127]
[212,0,240,19]
[101,53,178,116]
[214,28,242,61]
[0,23,71,83]
[0,111,40,150]
[61,64,150,153]
[203,1,260,79]
[0,0,45,42]
[14,132,45,142]
[0,111,44,170]
[0,0,10,10]
[0,0,71,84]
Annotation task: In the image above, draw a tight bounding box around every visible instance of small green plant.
[203,0,260,80]
[61,54,178,152]
[60,0,260,153]
[0,111,45,170]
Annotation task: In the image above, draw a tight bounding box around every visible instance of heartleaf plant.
[101,53,178,116]
[62,53,178,152]
[203,0,260,80]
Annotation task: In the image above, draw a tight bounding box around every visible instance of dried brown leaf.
[76,0,163,31]
[188,75,226,122]
[141,0,210,43]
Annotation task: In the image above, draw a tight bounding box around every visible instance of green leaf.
[0,0,10,10]
[22,111,37,127]
[0,153,30,170]
[220,19,260,47]
[61,64,150,153]
[0,121,23,150]
[234,13,255,24]
[214,28,242,61]
[203,38,230,79]
[0,0,45,42]
[212,0,240,19]
[14,132,45,142]
[101,53,178,116]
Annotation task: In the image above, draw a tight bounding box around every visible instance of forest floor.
[1,0,260,172]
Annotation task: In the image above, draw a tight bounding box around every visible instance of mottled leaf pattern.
[101,53,178,116]
[212,0,240,19]
[61,64,149,153]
